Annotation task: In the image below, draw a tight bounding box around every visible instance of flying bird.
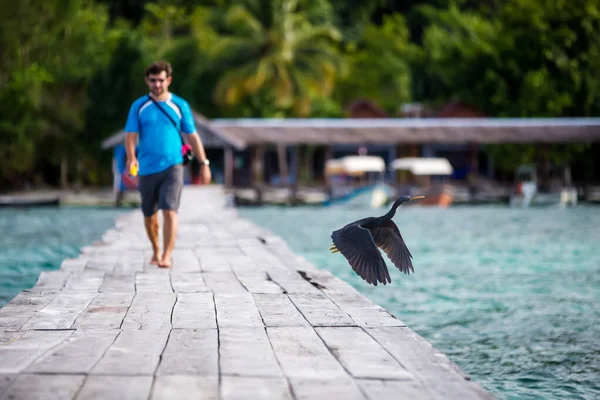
[330,195,424,286]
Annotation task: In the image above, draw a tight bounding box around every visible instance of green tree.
[190,0,342,117]
[335,13,416,114]
[0,0,120,188]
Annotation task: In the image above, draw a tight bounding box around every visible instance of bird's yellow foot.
[330,244,339,253]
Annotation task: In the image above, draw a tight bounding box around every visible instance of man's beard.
[152,88,164,96]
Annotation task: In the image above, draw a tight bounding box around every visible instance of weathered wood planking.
[221,376,293,400]
[26,330,119,374]
[288,293,356,327]
[91,329,170,376]
[252,293,309,327]
[266,327,348,380]
[76,376,153,400]
[1,374,85,400]
[150,375,218,400]
[135,271,173,293]
[0,186,493,400]
[219,327,282,377]
[21,293,97,330]
[171,293,216,329]
[214,293,264,328]
[156,329,218,376]
[72,293,134,330]
[0,291,58,330]
[120,293,176,331]
[0,330,75,374]
[315,326,415,380]
[290,378,367,400]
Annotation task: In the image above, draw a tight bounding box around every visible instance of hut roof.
[209,117,600,147]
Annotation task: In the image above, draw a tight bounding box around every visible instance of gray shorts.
[138,164,183,217]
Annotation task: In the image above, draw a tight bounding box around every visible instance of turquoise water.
[0,207,128,307]
[239,204,600,400]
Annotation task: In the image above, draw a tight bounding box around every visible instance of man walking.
[125,61,211,268]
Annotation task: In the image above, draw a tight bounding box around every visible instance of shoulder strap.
[142,95,185,146]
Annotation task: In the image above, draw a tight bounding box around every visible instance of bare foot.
[150,252,162,265]
[158,256,172,268]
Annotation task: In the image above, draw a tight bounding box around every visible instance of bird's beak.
[410,196,425,201]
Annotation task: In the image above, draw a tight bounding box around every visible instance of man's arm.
[125,132,138,173]
[186,132,207,161]
[187,132,212,184]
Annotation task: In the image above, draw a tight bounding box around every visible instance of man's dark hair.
[145,61,172,77]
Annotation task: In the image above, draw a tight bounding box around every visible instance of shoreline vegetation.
[2,0,600,191]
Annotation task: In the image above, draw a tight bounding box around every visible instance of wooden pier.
[0,186,493,399]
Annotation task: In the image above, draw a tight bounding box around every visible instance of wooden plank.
[76,376,153,400]
[135,271,173,293]
[357,379,434,400]
[266,327,347,380]
[240,245,282,266]
[151,375,218,400]
[195,249,231,272]
[221,377,292,400]
[268,278,324,296]
[63,271,105,293]
[0,331,25,346]
[1,374,84,400]
[99,273,136,293]
[0,292,57,330]
[252,294,309,327]
[171,273,210,293]
[156,329,218,376]
[72,293,134,330]
[113,251,145,274]
[220,327,282,377]
[32,270,71,291]
[26,330,119,374]
[288,294,355,327]
[172,293,216,329]
[0,375,15,397]
[121,293,176,331]
[290,378,367,400]
[315,327,414,380]
[324,292,405,328]
[214,293,264,328]
[203,272,246,293]
[365,327,494,400]
[235,275,284,294]
[171,249,201,272]
[0,330,74,374]
[85,254,118,273]
[21,293,97,330]
[92,329,170,375]
[60,258,87,273]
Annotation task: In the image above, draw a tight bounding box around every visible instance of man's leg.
[159,210,177,268]
[144,213,161,264]
[139,172,161,265]
[157,165,184,269]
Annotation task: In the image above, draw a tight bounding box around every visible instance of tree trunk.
[60,155,69,190]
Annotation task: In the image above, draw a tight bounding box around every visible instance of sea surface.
[0,207,128,307]
[0,204,598,399]
[239,204,600,400]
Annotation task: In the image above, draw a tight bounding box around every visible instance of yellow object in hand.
[130,164,138,176]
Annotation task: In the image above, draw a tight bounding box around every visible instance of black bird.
[330,195,425,286]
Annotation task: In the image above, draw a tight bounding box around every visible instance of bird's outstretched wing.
[371,220,414,275]
[331,224,391,285]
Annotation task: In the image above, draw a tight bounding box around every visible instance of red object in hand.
[181,144,192,155]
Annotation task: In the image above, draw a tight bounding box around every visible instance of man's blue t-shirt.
[124,93,196,176]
